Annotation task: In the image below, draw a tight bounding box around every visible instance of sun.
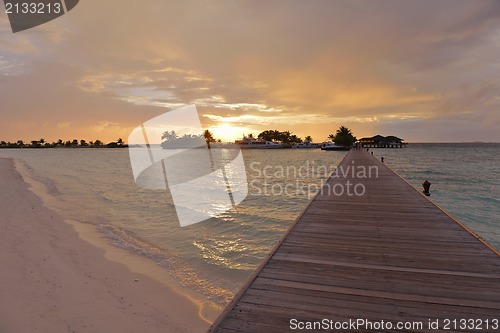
[209,124,251,143]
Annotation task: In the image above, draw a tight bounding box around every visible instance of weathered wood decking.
[208,149,500,332]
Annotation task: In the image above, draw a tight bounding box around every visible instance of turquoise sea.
[0,143,498,305]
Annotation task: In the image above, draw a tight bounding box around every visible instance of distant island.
[0,138,128,149]
[0,127,406,150]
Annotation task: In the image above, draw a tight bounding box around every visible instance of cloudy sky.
[1,0,499,143]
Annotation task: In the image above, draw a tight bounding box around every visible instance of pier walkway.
[208,149,500,332]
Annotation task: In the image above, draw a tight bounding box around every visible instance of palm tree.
[161,130,178,142]
[337,126,354,137]
[305,135,313,143]
[329,126,357,147]
[117,138,124,146]
[203,130,216,148]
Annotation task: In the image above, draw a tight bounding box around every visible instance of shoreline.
[0,158,219,332]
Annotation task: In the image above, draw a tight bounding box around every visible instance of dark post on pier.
[208,149,500,333]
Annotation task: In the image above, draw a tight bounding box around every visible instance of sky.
[1,0,500,143]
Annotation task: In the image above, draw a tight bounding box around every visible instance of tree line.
[0,138,127,148]
[1,126,357,149]
[251,126,357,147]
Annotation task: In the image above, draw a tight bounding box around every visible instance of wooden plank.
[208,149,500,332]
[247,282,498,318]
[270,254,500,278]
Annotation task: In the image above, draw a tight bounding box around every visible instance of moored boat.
[293,141,321,149]
[235,136,286,149]
[320,142,350,151]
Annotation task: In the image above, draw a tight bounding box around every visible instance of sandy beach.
[0,158,217,333]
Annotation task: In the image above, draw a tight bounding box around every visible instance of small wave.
[413,170,445,175]
[97,223,236,305]
[15,159,61,197]
[470,195,500,204]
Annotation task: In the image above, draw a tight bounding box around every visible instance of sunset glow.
[1,1,499,143]
[208,124,251,143]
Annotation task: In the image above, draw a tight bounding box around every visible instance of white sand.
[0,158,219,333]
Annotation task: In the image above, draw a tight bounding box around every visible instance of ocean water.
[0,148,345,304]
[0,143,498,305]
[372,143,500,250]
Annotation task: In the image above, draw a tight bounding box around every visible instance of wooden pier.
[208,149,500,332]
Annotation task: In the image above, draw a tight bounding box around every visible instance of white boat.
[209,142,238,149]
[235,136,286,149]
[320,142,349,151]
[293,141,321,149]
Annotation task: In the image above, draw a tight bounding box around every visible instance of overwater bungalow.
[359,135,407,148]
